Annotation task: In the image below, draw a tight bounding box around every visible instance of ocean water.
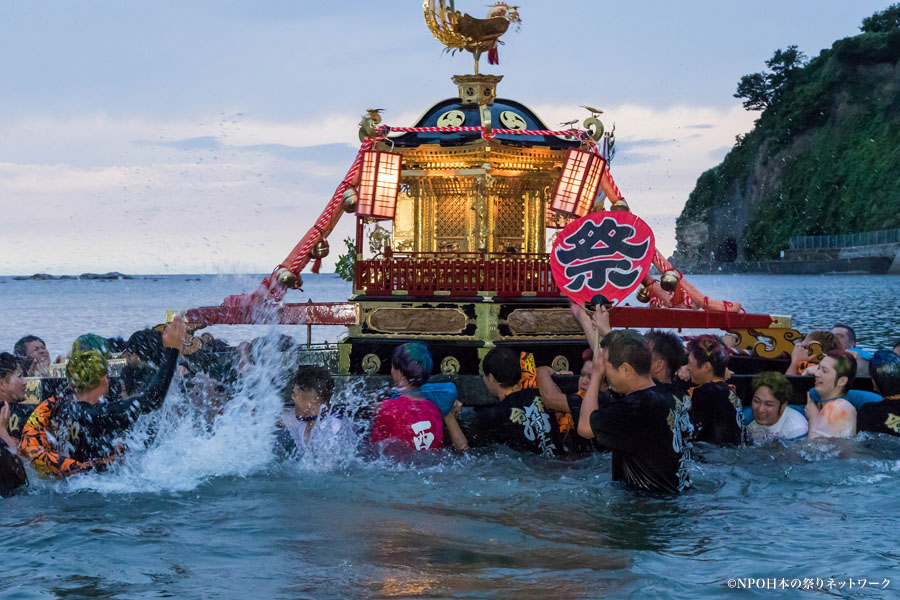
[1,273,899,599]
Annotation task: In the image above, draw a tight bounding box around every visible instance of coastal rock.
[79,272,134,280]
[674,26,900,271]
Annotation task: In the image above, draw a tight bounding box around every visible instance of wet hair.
[686,334,729,378]
[870,350,900,398]
[293,365,335,403]
[581,348,594,363]
[0,353,21,379]
[832,323,857,347]
[125,329,165,366]
[391,343,433,388]
[751,371,792,405]
[805,331,839,356]
[72,334,112,358]
[824,349,857,395]
[66,349,109,393]
[13,335,44,358]
[600,330,652,376]
[481,347,521,388]
[645,330,686,377]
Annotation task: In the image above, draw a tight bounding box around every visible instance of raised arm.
[0,402,17,450]
[97,318,186,432]
[786,339,808,376]
[536,366,571,412]
[577,358,606,440]
[570,301,598,353]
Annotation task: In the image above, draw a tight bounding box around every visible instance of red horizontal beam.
[185,302,358,326]
[609,306,779,330]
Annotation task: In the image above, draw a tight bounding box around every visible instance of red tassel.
[311,257,323,274]
[488,48,499,65]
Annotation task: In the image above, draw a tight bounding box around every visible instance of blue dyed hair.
[871,350,900,397]
[391,343,433,388]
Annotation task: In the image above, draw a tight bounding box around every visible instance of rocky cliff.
[673,26,900,269]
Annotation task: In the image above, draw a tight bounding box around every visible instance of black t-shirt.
[690,381,744,446]
[588,384,691,494]
[53,347,178,463]
[858,400,900,437]
[658,381,695,460]
[473,389,564,457]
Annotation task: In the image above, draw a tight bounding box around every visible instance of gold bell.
[660,270,680,292]
[342,188,358,214]
[275,267,302,289]
[311,239,330,259]
[610,199,630,212]
[636,285,651,303]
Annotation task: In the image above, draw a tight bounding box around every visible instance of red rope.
[387,125,583,139]
[605,168,623,201]
[287,138,376,273]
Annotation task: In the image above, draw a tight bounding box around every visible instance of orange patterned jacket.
[20,397,93,478]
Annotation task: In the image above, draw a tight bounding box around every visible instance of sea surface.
[0,273,899,599]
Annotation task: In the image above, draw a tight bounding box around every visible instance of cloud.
[0,103,755,273]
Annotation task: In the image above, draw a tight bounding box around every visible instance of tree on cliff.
[860,3,900,33]
[734,45,808,111]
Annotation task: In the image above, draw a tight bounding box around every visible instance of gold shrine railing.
[355,250,562,297]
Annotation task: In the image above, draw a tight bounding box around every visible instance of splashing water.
[50,329,346,494]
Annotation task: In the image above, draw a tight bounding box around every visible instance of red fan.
[551,211,655,307]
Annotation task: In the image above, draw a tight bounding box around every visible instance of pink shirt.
[371,396,443,451]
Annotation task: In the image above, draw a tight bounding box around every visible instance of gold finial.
[424,0,522,74]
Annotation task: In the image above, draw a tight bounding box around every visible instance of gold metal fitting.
[660,270,680,292]
[358,108,383,141]
[636,285,651,303]
[311,239,330,259]
[610,199,630,212]
[342,188,358,213]
[275,267,302,289]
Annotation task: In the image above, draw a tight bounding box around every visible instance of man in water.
[20,318,186,478]
[646,330,694,457]
[14,335,52,377]
[277,365,336,452]
[855,351,900,436]
[786,331,839,376]
[473,347,566,457]
[686,335,744,446]
[832,323,871,377]
[746,371,808,442]
[533,349,598,455]
[577,321,691,494]
[806,350,857,439]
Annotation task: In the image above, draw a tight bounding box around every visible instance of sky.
[0,0,892,275]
